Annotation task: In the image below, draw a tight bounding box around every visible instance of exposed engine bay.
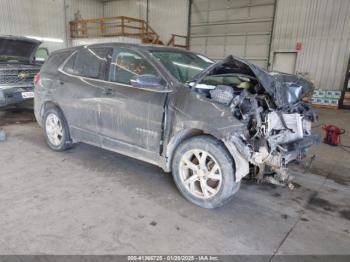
[190,55,320,187]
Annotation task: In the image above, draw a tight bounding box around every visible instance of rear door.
[98,47,167,155]
[57,47,111,144]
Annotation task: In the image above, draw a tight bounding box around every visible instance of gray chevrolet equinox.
[34,43,319,208]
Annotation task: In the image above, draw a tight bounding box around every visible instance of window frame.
[107,47,168,88]
[59,46,169,90]
[150,50,214,84]
[60,47,112,80]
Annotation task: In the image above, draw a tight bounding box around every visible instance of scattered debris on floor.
[0,128,6,142]
[281,214,289,219]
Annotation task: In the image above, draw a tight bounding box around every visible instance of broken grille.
[0,69,39,85]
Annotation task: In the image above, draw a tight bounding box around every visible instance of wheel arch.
[41,101,72,140]
[41,101,73,151]
[164,128,234,173]
[41,101,61,118]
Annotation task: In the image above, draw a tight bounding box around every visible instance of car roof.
[55,42,192,54]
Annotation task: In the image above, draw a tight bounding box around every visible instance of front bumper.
[228,132,321,182]
[282,134,321,164]
[0,85,34,107]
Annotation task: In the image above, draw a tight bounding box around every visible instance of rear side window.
[41,51,72,74]
[63,53,76,75]
[63,47,110,79]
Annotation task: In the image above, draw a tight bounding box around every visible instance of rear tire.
[172,135,240,209]
[43,106,72,151]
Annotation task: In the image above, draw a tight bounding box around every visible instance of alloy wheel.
[45,113,63,146]
[179,149,223,199]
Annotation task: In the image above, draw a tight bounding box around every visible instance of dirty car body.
[0,36,43,107]
[34,43,319,208]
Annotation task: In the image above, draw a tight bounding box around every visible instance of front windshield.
[151,51,214,83]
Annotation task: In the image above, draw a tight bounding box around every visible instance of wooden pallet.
[311,104,339,110]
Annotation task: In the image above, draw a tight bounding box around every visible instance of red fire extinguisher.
[322,125,345,146]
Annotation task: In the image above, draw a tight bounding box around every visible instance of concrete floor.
[0,107,349,256]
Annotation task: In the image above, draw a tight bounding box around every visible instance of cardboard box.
[323,98,331,105]
[326,90,342,99]
[334,91,342,98]
[313,98,325,104]
[328,99,339,106]
[313,90,326,98]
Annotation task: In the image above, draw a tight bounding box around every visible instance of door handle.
[103,88,113,95]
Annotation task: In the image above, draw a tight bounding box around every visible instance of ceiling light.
[26,36,64,43]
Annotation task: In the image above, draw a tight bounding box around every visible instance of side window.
[41,51,71,74]
[63,47,110,79]
[62,53,77,75]
[108,48,158,85]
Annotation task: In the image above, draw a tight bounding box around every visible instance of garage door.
[189,0,276,68]
[272,52,297,74]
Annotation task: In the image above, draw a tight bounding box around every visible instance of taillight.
[33,73,40,85]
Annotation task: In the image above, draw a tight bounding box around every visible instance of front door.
[98,47,167,155]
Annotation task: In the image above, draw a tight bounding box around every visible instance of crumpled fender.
[191,55,312,108]
[165,87,250,180]
[223,138,250,182]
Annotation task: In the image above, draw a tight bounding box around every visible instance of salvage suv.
[34,43,319,208]
[0,36,48,107]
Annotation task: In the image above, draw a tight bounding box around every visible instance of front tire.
[172,135,240,209]
[43,107,72,151]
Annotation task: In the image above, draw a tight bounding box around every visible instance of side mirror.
[130,74,171,92]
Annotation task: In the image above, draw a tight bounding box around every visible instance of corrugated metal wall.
[270,0,350,91]
[0,0,187,50]
[190,0,276,67]
[148,0,188,44]
[66,0,103,21]
[102,0,188,45]
[65,0,104,46]
[103,0,147,19]
[0,0,103,51]
[0,0,66,51]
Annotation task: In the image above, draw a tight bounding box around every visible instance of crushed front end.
[229,99,320,187]
[190,55,321,186]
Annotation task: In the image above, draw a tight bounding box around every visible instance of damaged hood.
[0,36,41,64]
[191,55,312,108]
